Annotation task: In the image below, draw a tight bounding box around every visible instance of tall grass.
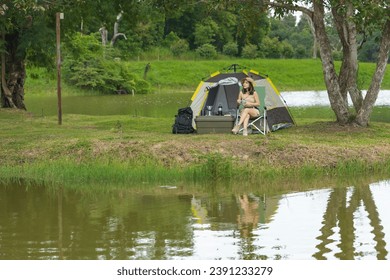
[1,152,389,191]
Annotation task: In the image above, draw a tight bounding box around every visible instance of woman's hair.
[242,79,254,95]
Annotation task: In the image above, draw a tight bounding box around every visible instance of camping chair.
[236,86,268,135]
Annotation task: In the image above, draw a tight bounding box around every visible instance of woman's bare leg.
[233,108,259,135]
[243,114,250,129]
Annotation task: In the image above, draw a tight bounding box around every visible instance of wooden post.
[56,13,63,125]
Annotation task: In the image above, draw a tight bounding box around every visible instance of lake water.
[282,90,390,107]
[1,179,389,260]
[24,90,390,117]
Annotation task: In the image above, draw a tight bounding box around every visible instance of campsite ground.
[2,59,389,188]
[1,108,390,189]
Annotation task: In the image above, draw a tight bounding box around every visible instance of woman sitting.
[232,77,260,136]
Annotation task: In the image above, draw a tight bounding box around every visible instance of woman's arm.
[237,91,243,105]
[245,92,260,107]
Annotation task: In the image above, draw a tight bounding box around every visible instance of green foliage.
[280,40,294,58]
[163,31,181,47]
[196,44,217,59]
[332,50,343,61]
[242,44,258,59]
[170,39,189,56]
[223,42,239,57]
[194,19,219,47]
[358,31,381,62]
[258,37,281,58]
[201,153,233,181]
[63,33,151,94]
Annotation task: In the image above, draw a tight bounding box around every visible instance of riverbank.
[1,108,390,190]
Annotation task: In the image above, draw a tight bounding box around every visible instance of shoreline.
[1,109,390,189]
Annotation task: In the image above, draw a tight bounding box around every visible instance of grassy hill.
[123,59,390,92]
[25,59,390,96]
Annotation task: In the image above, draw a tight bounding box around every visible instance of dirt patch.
[86,137,390,169]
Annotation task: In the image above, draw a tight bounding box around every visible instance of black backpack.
[172,107,195,134]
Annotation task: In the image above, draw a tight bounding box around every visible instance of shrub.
[196,44,218,59]
[63,33,151,94]
[223,42,238,57]
[242,44,258,59]
[258,37,281,58]
[295,45,307,58]
[170,39,189,56]
[163,31,180,47]
[280,40,295,58]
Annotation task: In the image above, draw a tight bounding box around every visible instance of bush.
[295,45,307,58]
[258,37,281,58]
[280,40,295,58]
[163,31,180,47]
[223,42,238,57]
[63,33,151,94]
[242,44,258,59]
[196,44,218,59]
[170,39,189,56]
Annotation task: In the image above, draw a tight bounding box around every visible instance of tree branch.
[263,0,314,18]
[110,33,127,47]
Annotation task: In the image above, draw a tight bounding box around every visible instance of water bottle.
[218,105,223,116]
[206,105,212,116]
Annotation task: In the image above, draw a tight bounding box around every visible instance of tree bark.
[265,0,389,127]
[99,26,108,46]
[302,13,318,59]
[312,1,349,124]
[110,11,127,46]
[355,19,390,126]
[1,32,26,110]
[332,2,363,112]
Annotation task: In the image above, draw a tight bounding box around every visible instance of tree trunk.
[355,19,390,126]
[265,0,388,127]
[99,26,108,46]
[332,2,363,112]
[1,32,26,110]
[110,11,127,47]
[312,1,349,124]
[302,13,318,59]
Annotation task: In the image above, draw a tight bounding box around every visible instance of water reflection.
[314,183,387,260]
[0,180,389,260]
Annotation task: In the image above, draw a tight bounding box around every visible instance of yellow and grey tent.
[190,64,295,132]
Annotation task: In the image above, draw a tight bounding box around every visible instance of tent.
[190,64,295,132]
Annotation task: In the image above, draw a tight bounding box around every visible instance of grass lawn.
[1,106,390,190]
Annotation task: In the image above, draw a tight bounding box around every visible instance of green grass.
[25,59,390,95]
[1,105,390,190]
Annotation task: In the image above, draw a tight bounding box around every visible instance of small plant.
[242,43,258,59]
[170,39,189,57]
[201,153,233,181]
[196,44,218,59]
[223,42,239,57]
